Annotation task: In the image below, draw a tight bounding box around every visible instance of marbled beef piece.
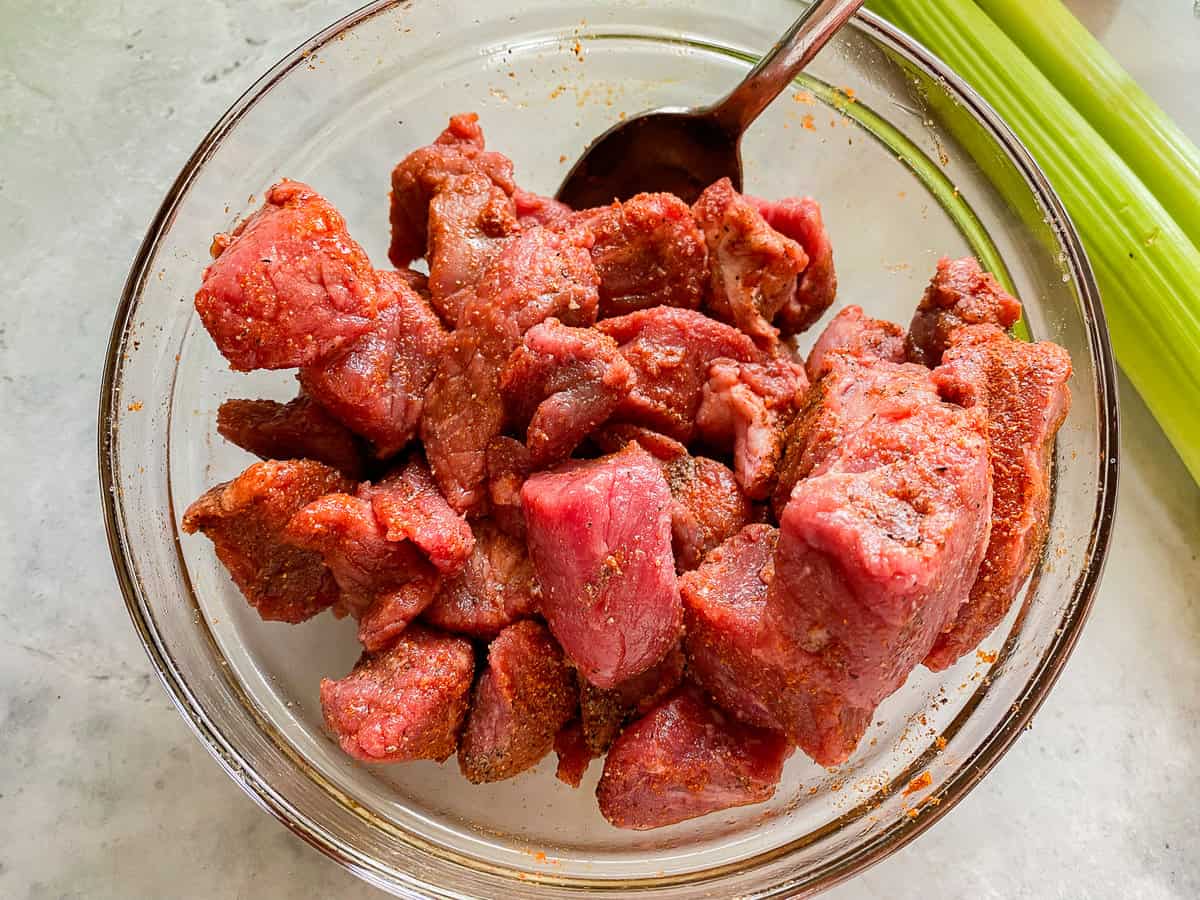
[362,456,474,576]
[298,270,447,459]
[693,178,808,349]
[521,444,681,688]
[553,721,596,788]
[595,307,760,443]
[500,319,635,467]
[421,520,538,639]
[747,195,837,336]
[805,305,906,382]
[596,684,791,830]
[486,437,533,539]
[925,324,1072,670]
[459,621,578,783]
[388,113,516,267]
[421,227,600,513]
[181,460,352,623]
[427,172,519,325]
[514,188,573,228]
[320,625,474,762]
[217,395,365,479]
[695,356,809,500]
[906,256,1022,367]
[579,644,685,754]
[197,180,380,371]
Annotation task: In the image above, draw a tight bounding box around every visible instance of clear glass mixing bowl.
[99,1,1119,896]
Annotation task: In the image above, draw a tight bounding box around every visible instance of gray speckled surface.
[1,1,1197,897]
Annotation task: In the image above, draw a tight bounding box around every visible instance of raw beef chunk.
[925,324,1072,669]
[500,319,635,467]
[182,460,352,623]
[514,188,573,228]
[521,444,681,688]
[748,195,837,335]
[805,305,906,381]
[216,395,365,479]
[197,180,380,371]
[486,437,533,539]
[906,256,1022,367]
[553,721,596,788]
[596,684,791,830]
[320,625,474,762]
[579,644,685,754]
[459,620,577,782]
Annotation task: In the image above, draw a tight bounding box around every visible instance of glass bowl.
[99,1,1119,896]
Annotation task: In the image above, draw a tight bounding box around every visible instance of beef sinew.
[747,194,837,335]
[805,304,906,382]
[925,324,1072,669]
[217,394,365,480]
[906,256,1023,367]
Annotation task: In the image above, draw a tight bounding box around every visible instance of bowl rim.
[98,2,1120,896]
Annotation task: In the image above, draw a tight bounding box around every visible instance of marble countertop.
[2,1,1197,897]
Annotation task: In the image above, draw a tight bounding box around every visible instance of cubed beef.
[500,319,635,467]
[521,444,681,688]
[298,269,448,459]
[553,721,597,788]
[388,113,516,267]
[695,356,809,500]
[805,305,906,381]
[579,644,685,754]
[748,195,837,335]
[362,456,474,576]
[421,227,600,512]
[216,395,365,479]
[595,307,760,442]
[693,178,808,349]
[925,325,1072,670]
[421,520,538,639]
[596,684,791,830]
[196,180,379,371]
[320,625,474,762]
[906,256,1022,367]
[514,188,574,228]
[486,437,533,539]
[181,460,352,623]
[459,620,578,783]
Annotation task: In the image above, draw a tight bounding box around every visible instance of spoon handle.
[710,0,867,135]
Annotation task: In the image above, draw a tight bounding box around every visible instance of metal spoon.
[555,0,866,209]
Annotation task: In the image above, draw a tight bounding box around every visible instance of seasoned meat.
[388,113,516,268]
[298,270,448,459]
[553,721,596,788]
[500,318,635,467]
[421,226,600,512]
[596,684,791,830]
[925,324,1072,669]
[805,305,906,382]
[595,307,760,442]
[196,180,379,371]
[521,444,681,688]
[579,644,685,754]
[514,188,573,228]
[421,520,538,639]
[181,460,352,623]
[748,195,837,335]
[695,356,809,500]
[216,395,365,479]
[320,625,474,762]
[459,620,577,783]
[906,256,1022,367]
[486,437,533,539]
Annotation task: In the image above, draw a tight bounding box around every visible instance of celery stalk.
[867,0,1200,484]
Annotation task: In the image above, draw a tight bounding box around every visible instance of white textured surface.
[1,1,1197,897]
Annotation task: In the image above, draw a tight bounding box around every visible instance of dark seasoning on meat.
[182,113,1073,830]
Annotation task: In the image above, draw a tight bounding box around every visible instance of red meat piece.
[693,178,807,349]
[486,437,533,539]
[298,269,448,459]
[421,227,600,512]
[181,460,352,623]
[595,307,760,442]
[905,256,1023,367]
[216,395,365,479]
[458,620,578,783]
[579,644,685,754]
[499,318,635,467]
[320,625,474,762]
[388,113,516,267]
[196,180,380,371]
[695,356,809,500]
[805,305,906,382]
[748,195,837,336]
[596,684,791,830]
[553,721,596,788]
[925,325,1072,669]
[514,188,573,228]
[421,520,538,639]
[521,443,682,688]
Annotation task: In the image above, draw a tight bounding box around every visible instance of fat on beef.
[216,394,365,479]
[521,443,681,689]
[748,195,837,335]
[906,256,1022,367]
[579,644,685,754]
[181,460,352,623]
[196,180,380,371]
[805,304,906,382]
